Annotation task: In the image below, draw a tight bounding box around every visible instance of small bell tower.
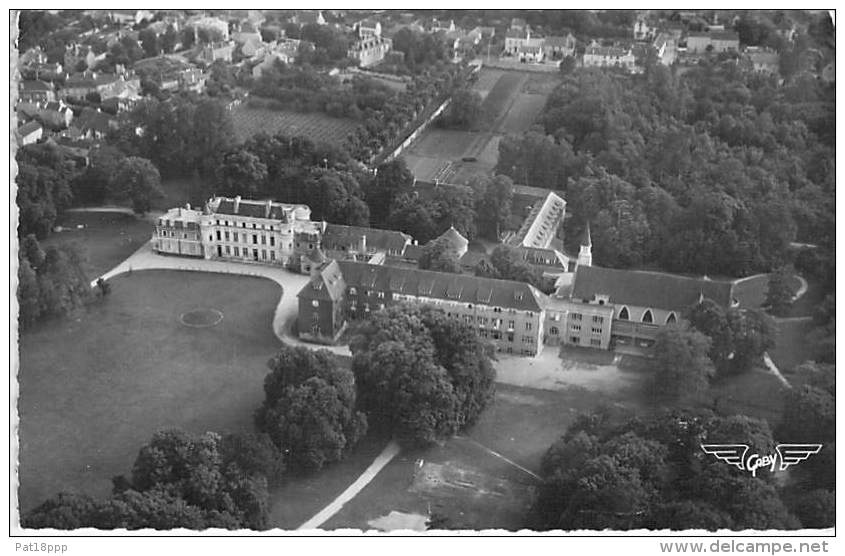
[577,222,592,268]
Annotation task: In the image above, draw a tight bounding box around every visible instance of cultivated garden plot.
[230,104,360,146]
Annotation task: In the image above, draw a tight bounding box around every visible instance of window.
[234,247,240,257]
[508,320,515,330]
[224,231,230,241]
[570,336,580,344]
[349,287,357,295]
[590,338,602,346]
[592,327,602,334]
[570,313,582,321]
[550,326,559,335]
[261,250,267,260]
[261,235,266,245]
[618,306,629,320]
[225,246,231,255]
[270,237,275,247]
[253,234,258,244]
[642,309,653,323]
[271,252,276,261]
[666,312,677,324]
[312,300,319,308]
[525,322,532,331]
[377,292,385,299]
[242,233,247,243]
[216,230,221,240]
[508,334,514,342]
[592,315,604,324]
[571,324,581,332]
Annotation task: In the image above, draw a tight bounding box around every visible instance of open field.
[770,318,819,373]
[17,270,282,512]
[41,212,153,280]
[230,104,359,145]
[401,68,559,184]
[323,382,630,530]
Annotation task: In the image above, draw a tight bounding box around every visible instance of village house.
[582,44,637,71]
[17,121,43,146]
[294,10,326,27]
[64,43,98,72]
[354,18,382,38]
[196,41,235,65]
[187,16,230,41]
[633,18,655,41]
[348,35,392,68]
[71,108,117,140]
[653,33,678,65]
[19,80,56,103]
[686,30,740,54]
[542,34,577,60]
[744,47,780,75]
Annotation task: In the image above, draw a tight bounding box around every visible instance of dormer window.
[642,309,654,324]
[618,306,629,320]
[666,312,677,324]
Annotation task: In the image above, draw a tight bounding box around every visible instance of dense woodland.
[498,57,834,278]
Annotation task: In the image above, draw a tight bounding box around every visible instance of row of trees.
[532,404,834,530]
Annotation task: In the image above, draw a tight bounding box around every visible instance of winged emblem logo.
[701,444,822,477]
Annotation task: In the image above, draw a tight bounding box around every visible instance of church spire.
[581,222,592,247]
[577,222,593,268]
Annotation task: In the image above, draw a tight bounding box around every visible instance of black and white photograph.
[8,3,838,545]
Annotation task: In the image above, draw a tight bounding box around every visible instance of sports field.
[401,68,560,184]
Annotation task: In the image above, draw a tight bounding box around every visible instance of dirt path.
[763,352,792,389]
[297,440,401,530]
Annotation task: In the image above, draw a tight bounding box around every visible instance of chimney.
[360,234,367,253]
[265,199,272,218]
[233,195,241,213]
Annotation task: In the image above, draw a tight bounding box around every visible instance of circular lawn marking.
[179,307,224,328]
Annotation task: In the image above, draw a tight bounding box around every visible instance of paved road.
[297,440,401,530]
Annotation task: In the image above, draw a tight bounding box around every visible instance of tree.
[778,384,835,444]
[254,346,367,471]
[651,323,714,401]
[688,302,774,376]
[110,157,163,214]
[471,174,513,240]
[366,159,414,227]
[439,88,484,130]
[16,142,76,238]
[74,145,125,205]
[216,149,268,197]
[21,493,102,529]
[387,193,439,243]
[418,237,462,273]
[478,245,544,289]
[350,304,495,445]
[790,489,835,529]
[764,266,793,317]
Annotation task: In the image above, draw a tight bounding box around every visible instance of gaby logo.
[700,444,822,477]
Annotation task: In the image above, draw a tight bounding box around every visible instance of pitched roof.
[510,191,567,249]
[544,35,574,47]
[214,198,297,220]
[20,80,52,92]
[323,224,410,254]
[337,261,544,312]
[18,121,43,136]
[435,226,468,251]
[298,260,347,301]
[571,265,735,311]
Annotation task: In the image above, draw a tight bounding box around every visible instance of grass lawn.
[41,212,153,280]
[323,382,637,530]
[17,270,283,512]
[708,368,789,425]
[770,318,819,373]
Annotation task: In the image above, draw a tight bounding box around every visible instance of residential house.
[64,44,98,72]
[19,80,55,103]
[320,223,412,262]
[38,101,75,129]
[744,47,780,75]
[354,18,382,38]
[196,41,235,65]
[72,108,117,140]
[583,44,637,71]
[17,121,43,146]
[510,18,528,32]
[187,16,230,41]
[232,31,264,57]
[542,34,576,60]
[348,35,392,68]
[686,30,740,54]
[294,10,326,27]
[633,18,655,41]
[652,33,678,65]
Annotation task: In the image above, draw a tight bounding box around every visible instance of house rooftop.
[571,265,735,312]
[322,223,411,254]
[335,260,545,312]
